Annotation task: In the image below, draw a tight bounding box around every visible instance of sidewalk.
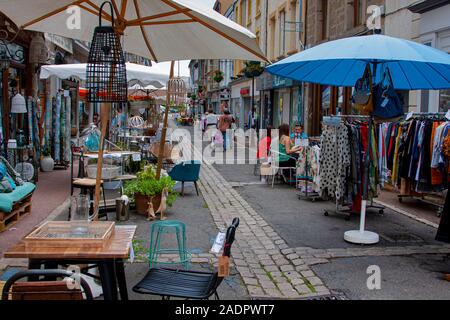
[0,168,71,258]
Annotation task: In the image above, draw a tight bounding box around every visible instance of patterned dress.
[319,124,351,201]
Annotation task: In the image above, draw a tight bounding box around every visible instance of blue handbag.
[373,68,404,119]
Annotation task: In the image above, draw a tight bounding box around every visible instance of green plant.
[213,70,224,83]
[242,61,264,78]
[124,165,178,207]
[42,146,52,157]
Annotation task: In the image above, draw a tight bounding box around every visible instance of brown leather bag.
[353,64,374,115]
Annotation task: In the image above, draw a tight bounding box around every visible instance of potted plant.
[124,165,178,217]
[213,70,224,83]
[41,146,54,172]
[242,61,264,78]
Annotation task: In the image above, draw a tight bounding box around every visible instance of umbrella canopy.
[1,0,266,62]
[40,62,185,88]
[267,34,450,90]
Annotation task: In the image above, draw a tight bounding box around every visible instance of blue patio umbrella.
[267,34,450,90]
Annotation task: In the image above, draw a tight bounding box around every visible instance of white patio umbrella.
[1,0,267,217]
[0,0,266,62]
[40,62,170,88]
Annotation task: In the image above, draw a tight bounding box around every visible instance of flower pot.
[41,156,55,172]
[134,193,163,215]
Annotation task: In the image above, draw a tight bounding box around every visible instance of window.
[440,89,450,113]
[289,0,297,52]
[255,29,261,48]
[279,10,286,57]
[353,0,364,27]
[269,17,276,60]
[321,0,328,40]
[247,0,252,26]
[256,0,261,16]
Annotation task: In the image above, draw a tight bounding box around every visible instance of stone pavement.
[177,130,330,299]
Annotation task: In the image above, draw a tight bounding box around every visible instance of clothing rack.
[297,138,321,202]
[392,112,448,217]
[322,114,382,244]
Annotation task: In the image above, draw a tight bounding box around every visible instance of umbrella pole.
[92,103,109,220]
[156,61,175,180]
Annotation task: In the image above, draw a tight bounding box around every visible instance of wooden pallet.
[0,195,33,233]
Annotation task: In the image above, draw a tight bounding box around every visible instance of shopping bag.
[352,64,373,114]
[372,68,403,119]
[213,131,223,145]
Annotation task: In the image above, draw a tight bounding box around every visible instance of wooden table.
[4,225,136,300]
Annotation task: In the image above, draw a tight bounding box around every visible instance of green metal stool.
[148,220,191,270]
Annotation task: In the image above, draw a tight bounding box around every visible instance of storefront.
[230,78,254,129]
[257,71,303,130]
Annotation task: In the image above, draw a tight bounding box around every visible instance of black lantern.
[86,1,127,103]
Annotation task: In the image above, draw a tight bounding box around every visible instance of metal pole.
[156,61,175,180]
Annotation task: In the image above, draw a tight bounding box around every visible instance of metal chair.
[267,150,297,188]
[1,269,93,300]
[168,160,201,196]
[132,218,239,300]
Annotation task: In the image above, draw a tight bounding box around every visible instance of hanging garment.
[0,98,4,156]
[53,94,61,162]
[44,93,52,148]
[319,124,351,201]
[64,95,71,163]
[60,96,66,162]
[416,120,434,193]
[391,124,403,187]
[27,97,33,147]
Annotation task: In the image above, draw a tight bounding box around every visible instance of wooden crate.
[24,221,115,249]
[0,195,33,233]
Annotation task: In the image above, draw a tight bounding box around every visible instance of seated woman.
[256,125,272,161]
[277,124,302,182]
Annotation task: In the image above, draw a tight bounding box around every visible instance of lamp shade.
[11,93,27,113]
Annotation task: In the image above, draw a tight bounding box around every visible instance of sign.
[0,40,25,63]
[240,88,250,96]
[45,33,73,54]
[210,231,226,254]
[218,256,230,277]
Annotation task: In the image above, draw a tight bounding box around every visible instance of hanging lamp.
[86,1,127,103]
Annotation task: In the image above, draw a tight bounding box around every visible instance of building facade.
[304,0,386,136]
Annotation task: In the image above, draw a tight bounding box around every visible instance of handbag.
[372,68,403,119]
[353,64,373,114]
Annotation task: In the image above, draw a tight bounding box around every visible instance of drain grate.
[380,233,424,243]
[303,293,348,301]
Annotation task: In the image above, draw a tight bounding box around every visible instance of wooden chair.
[1,270,93,300]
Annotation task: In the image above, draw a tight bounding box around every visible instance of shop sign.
[45,33,73,54]
[273,75,295,89]
[240,88,250,96]
[0,40,25,63]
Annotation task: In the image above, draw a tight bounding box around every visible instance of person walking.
[218,109,234,152]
